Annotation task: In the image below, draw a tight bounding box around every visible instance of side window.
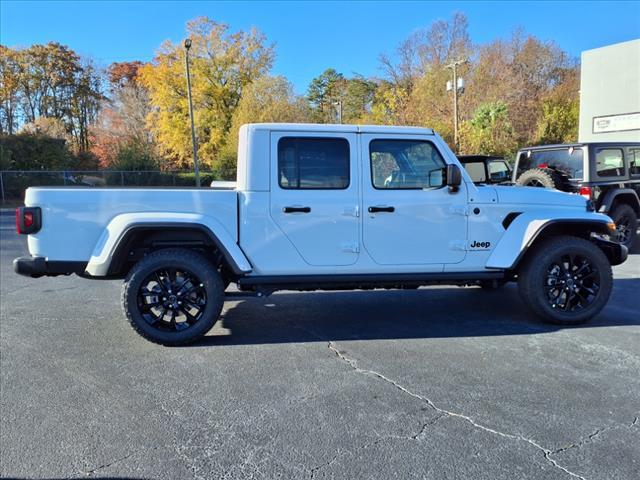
[488,160,511,181]
[630,148,640,176]
[370,139,446,189]
[463,162,487,183]
[595,148,624,177]
[278,137,350,189]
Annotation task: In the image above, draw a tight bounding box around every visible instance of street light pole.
[446,59,467,153]
[184,38,201,187]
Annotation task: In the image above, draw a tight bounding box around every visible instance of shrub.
[0,133,75,170]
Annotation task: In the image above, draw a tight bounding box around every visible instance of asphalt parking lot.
[0,210,638,480]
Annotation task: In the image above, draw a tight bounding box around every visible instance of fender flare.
[597,188,640,214]
[85,212,252,277]
[486,212,613,270]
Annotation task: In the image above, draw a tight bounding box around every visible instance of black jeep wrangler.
[513,142,640,248]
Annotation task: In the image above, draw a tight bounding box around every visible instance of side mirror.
[446,164,462,192]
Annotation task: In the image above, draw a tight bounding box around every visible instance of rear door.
[269,132,360,266]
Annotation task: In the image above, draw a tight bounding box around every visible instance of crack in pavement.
[552,416,639,456]
[327,340,587,480]
[307,414,448,479]
[74,447,149,477]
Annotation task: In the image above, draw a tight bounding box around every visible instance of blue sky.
[1,1,639,93]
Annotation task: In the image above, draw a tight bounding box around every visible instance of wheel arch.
[598,189,640,215]
[86,215,252,278]
[486,214,616,271]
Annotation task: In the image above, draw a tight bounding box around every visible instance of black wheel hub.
[137,268,207,332]
[545,253,600,313]
[615,217,630,244]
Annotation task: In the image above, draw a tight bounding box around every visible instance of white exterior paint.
[579,39,640,142]
[23,123,614,278]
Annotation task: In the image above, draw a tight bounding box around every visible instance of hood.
[494,185,587,208]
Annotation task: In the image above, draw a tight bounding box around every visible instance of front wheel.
[122,248,224,345]
[518,236,613,325]
[610,204,637,249]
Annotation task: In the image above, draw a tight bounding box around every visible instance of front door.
[361,134,468,266]
[270,132,360,266]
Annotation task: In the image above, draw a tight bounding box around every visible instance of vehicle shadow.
[185,277,640,347]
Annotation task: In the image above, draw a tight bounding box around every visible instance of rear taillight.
[15,207,41,235]
[579,186,592,200]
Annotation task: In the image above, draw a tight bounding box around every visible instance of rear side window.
[488,160,511,182]
[463,161,487,183]
[595,148,624,177]
[370,139,446,189]
[516,148,584,179]
[628,148,640,176]
[278,137,350,189]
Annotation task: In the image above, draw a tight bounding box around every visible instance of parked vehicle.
[513,142,640,248]
[15,124,627,345]
[458,155,512,184]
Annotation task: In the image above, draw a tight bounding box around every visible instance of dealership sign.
[593,112,640,134]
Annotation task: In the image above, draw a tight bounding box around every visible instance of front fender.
[485,210,613,270]
[85,212,252,276]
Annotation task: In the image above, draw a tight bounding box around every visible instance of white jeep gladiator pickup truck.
[14,124,628,345]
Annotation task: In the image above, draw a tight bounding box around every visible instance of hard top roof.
[244,123,434,135]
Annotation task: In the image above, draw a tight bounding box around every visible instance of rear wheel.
[518,236,612,325]
[122,248,224,345]
[610,204,637,249]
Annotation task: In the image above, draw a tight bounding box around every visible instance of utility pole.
[446,59,467,153]
[334,100,343,124]
[184,38,201,187]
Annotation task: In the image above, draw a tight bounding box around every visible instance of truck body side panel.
[25,187,240,265]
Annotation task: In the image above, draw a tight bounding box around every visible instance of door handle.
[283,206,311,213]
[368,206,395,213]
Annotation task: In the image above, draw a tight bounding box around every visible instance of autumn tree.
[139,17,274,169]
[307,68,345,122]
[376,12,472,127]
[459,101,517,157]
[91,61,156,168]
[0,45,21,134]
[535,67,580,144]
[0,43,103,153]
[219,75,311,177]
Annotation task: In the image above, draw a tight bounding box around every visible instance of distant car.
[458,155,512,185]
[513,143,640,249]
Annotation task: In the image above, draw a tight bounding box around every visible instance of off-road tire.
[610,204,637,249]
[518,236,612,325]
[122,248,224,346]
[516,168,562,189]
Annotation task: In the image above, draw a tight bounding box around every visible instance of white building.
[579,39,640,142]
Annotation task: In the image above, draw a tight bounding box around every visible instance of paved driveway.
[1,210,638,479]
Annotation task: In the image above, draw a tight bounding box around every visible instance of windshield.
[515,148,584,179]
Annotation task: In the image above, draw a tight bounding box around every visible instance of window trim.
[277,136,351,190]
[594,147,626,179]
[368,138,447,190]
[629,147,640,177]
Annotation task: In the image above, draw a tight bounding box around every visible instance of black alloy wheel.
[544,253,600,312]
[123,248,224,345]
[137,267,207,332]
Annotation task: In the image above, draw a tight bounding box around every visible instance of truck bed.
[24,187,238,262]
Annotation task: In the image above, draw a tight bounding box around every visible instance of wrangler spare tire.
[516,168,561,189]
